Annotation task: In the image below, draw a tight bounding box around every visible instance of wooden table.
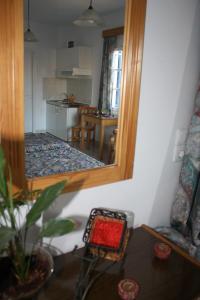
[81,114,118,160]
[33,225,200,300]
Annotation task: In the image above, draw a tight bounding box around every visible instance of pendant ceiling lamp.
[73,0,103,27]
[24,0,38,42]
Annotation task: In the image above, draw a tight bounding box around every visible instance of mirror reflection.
[24,0,124,179]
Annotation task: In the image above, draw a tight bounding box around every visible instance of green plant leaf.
[40,218,75,238]
[26,181,66,227]
[0,226,16,251]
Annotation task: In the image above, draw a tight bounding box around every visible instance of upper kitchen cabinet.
[56,46,92,77]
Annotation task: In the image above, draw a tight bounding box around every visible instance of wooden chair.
[71,106,97,143]
[108,128,118,163]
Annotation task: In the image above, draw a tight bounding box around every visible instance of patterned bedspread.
[25,133,104,178]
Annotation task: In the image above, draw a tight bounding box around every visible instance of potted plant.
[0,147,75,299]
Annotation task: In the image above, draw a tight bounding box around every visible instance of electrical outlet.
[175,129,188,146]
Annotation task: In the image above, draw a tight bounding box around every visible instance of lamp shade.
[24,28,38,42]
[73,5,103,27]
[24,0,38,42]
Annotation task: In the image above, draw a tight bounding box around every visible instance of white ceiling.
[24,0,124,26]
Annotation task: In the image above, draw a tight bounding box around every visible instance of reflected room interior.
[24,0,124,179]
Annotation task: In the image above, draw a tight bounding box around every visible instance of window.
[110,49,123,112]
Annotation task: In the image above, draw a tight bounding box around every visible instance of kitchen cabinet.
[56,47,92,76]
[46,103,57,136]
[46,103,78,141]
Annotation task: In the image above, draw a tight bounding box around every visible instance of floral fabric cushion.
[170,185,191,232]
[156,84,200,262]
[186,131,200,159]
[180,155,199,200]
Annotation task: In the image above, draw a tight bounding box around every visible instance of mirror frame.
[0,0,146,192]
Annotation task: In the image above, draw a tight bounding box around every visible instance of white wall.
[42,0,200,253]
[148,0,200,226]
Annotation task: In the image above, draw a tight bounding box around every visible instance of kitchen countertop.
[46,100,88,108]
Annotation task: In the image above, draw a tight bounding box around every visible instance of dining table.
[81,114,118,160]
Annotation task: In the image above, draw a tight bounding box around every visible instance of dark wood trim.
[102,26,124,38]
[142,224,200,268]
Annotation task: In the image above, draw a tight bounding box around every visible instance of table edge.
[141,224,200,268]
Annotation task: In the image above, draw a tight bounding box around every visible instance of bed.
[25,133,104,178]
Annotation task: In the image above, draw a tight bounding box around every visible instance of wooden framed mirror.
[0,0,146,193]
